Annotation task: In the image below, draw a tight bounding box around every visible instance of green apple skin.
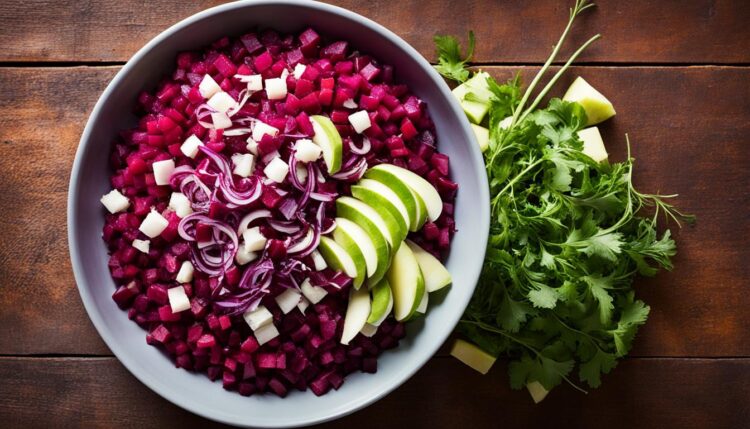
[310,115,343,174]
[317,236,361,288]
[351,184,408,243]
[386,243,425,321]
[363,167,426,231]
[330,226,368,289]
[335,197,391,282]
[562,76,616,126]
[333,217,381,280]
[451,71,492,124]
[367,278,393,325]
[366,164,442,222]
[405,240,452,292]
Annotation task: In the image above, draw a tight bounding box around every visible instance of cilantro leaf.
[579,348,617,388]
[433,32,475,83]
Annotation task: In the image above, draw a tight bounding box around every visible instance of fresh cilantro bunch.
[435,1,692,394]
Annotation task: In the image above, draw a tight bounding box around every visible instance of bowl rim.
[68,0,490,426]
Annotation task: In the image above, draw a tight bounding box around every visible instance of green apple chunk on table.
[451,71,493,124]
[576,126,608,163]
[449,339,497,375]
[317,236,363,288]
[367,278,393,326]
[470,123,489,152]
[332,217,382,286]
[405,240,452,292]
[351,179,409,239]
[365,164,442,222]
[562,76,616,125]
[340,286,371,345]
[310,115,343,174]
[386,243,425,321]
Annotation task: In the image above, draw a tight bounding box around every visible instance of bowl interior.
[69,1,489,427]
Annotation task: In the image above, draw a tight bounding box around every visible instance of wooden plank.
[0,66,747,357]
[0,356,747,428]
[1,1,749,63]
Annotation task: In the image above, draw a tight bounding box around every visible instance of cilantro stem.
[491,158,544,211]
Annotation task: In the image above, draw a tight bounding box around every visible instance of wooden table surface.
[1,1,748,427]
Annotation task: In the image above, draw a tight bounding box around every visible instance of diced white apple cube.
[294,139,322,163]
[168,192,192,218]
[254,323,279,346]
[138,210,169,238]
[175,260,194,283]
[348,110,371,134]
[300,278,328,304]
[100,189,129,214]
[207,91,238,113]
[132,239,150,254]
[243,305,273,330]
[280,69,289,80]
[246,137,259,155]
[263,157,289,183]
[180,134,204,158]
[297,296,310,314]
[242,227,267,252]
[252,121,279,141]
[295,164,308,184]
[246,74,263,91]
[275,289,302,314]
[360,323,378,337]
[527,381,550,404]
[235,246,258,266]
[310,250,327,271]
[293,63,307,80]
[264,78,287,100]
[167,285,191,313]
[211,112,232,129]
[199,74,221,98]
[231,153,255,178]
[576,126,608,163]
[152,159,175,186]
[342,98,357,109]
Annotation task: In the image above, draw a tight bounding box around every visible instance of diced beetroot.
[223,371,237,389]
[254,50,274,72]
[362,357,378,373]
[266,239,287,260]
[241,33,263,54]
[241,336,260,354]
[150,324,171,344]
[159,305,181,322]
[147,284,169,305]
[257,352,277,369]
[197,334,216,348]
[299,28,320,55]
[321,41,348,61]
[359,63,380,82]
[430,153,450,176]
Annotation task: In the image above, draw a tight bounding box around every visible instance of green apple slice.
[310,115,343,174]
[405,240,452,292]
[562,76,616,126]
[336,196,399,249]
[340,286,371,345]
[451,71,492,124]
[526,381,550,404]
[333,217,388,277]
[329,226,367,289]
[364,166,427,230]
[351,180,408,241]
[366,164,442,222]
[335,198,391,282]
[386,243,425,321]
[450,339,497,375]
[317,236,361,287]
[367,279,393,326]
[470,123,489,152]
[576,127,608,163]
[414,286,428,315]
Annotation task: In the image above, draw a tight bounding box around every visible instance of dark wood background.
[0,1,748,427]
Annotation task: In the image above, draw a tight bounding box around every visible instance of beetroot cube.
[431,153,450,176]
[150,324,171,344]
[257,353,277,369]
[223,371,237,389]
[112,281,139,309]
[147,284,169,305]
[254,51,274,72]
[321,41,348,61]
[197,334,216,348]
[240,336,260,354]
[362,357,378,373]
[299,28,320,56]
[158,305,181,322]
[268,378,288,397]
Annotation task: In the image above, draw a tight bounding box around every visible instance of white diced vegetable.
[198,74,221,98]
[275,289,302,314]
[342,99,357,109]
[231,153,255,178]
[246,74,263,91]
[264,77,287,100]
[243,305,273,330]
[295,163,308,184]
[180,134,204,158]
[211,112,232,129]
[577,127,608,163]
[175,260,194,283]
[252,121,279,141]
[310,250,327,271]
[280,69,289,80]
[167,286,191,313]
[263,157,289,183]
[348,110,371,134]
[168,192,193,218]
[132,239,150,254]
[297,296,310,314]
[242,227,267,252]
[294,139,323,163]
[254,323,279,346]
[293,63,307,80]
[246,137,259,155]
[152,159,175,186]
[300,278,328,304]
[138,210,169,238]
[100,189,130,214]
[207,91,238,113]
[235,246,258,266]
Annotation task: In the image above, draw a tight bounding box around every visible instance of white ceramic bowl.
[68,1,489,427]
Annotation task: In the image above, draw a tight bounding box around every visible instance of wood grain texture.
[0,65,747,358]
[0,1,749,64]
[0,357,747,428]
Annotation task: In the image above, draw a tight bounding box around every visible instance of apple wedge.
[336,196,399,250]
[351,178,409,240]
[562,76,616,126]
[317,236,362,288]
[387,243,425,321]
[450,339,497,375]
[363,165,426,231]
[333,217,385,285]
[340,286,371,345]
[365,164,442,222]
[451,71,492,124]
[310,115,343,174]
[367,278,393,326]
[406,240,452,292]
[470,123,489,152]
[576,126,608,163]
